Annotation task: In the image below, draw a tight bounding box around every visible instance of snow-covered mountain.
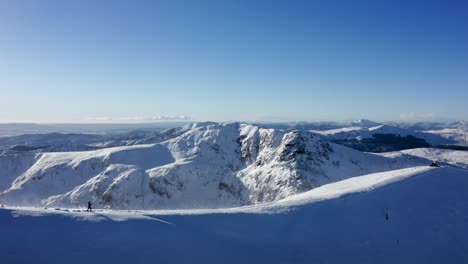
[3,120,467,154]
[0,123,209,153]
[0,122,430,209]
[371,120,468,146]
[312,123,453,145]
[401,121,468,146]
[377,148,468,169]
[349,118,383,128]
[0,133,107,153]
[422,128,468,146]
[0,122,189,138]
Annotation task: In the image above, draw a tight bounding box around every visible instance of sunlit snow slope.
[377,148,468,169]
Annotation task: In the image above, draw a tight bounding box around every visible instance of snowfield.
[2,166,468,264]
[377,148,468,169]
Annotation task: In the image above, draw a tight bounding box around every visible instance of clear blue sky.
[1,0,467,123]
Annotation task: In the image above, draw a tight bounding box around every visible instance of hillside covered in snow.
[377,148,468,169]
[307,119,468,151]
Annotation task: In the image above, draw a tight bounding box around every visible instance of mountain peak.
[350,119,382,128]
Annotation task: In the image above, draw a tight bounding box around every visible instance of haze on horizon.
[1,0,467,123]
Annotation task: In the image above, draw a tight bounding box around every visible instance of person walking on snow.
[87,201,92,212]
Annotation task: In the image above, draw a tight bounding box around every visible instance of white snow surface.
[0,122,432,209]
[1,166,468,263]
[377,148,468,169]
[313,124,453,144]
[423,128,468,146]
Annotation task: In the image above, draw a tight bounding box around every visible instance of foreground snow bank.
[2,167,468,264]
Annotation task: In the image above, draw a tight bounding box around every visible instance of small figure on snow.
[87,201,92,212]
[430,161,439,167]
[385,208,389,221]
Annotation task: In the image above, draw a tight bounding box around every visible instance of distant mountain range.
[1,119,467,154]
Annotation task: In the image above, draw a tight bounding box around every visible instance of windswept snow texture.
[1,167,468,264]
[0,123,430,209]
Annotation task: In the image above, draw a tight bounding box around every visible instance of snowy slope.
[379,121,468,145]
[0,133,107,152]
[377,148,468,169]
[311,119,468,146]
[0,153,40,192]
[349,118,383,128]
[313,124,452,145]
[0,123,430,209]
[1,166,468,264]
[0,123,200,153]
[423,128,468,146]
[0,122,188,138]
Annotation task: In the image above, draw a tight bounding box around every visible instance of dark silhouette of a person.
[87,201,92,212]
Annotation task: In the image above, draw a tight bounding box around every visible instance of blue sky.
[0,0,467,123]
